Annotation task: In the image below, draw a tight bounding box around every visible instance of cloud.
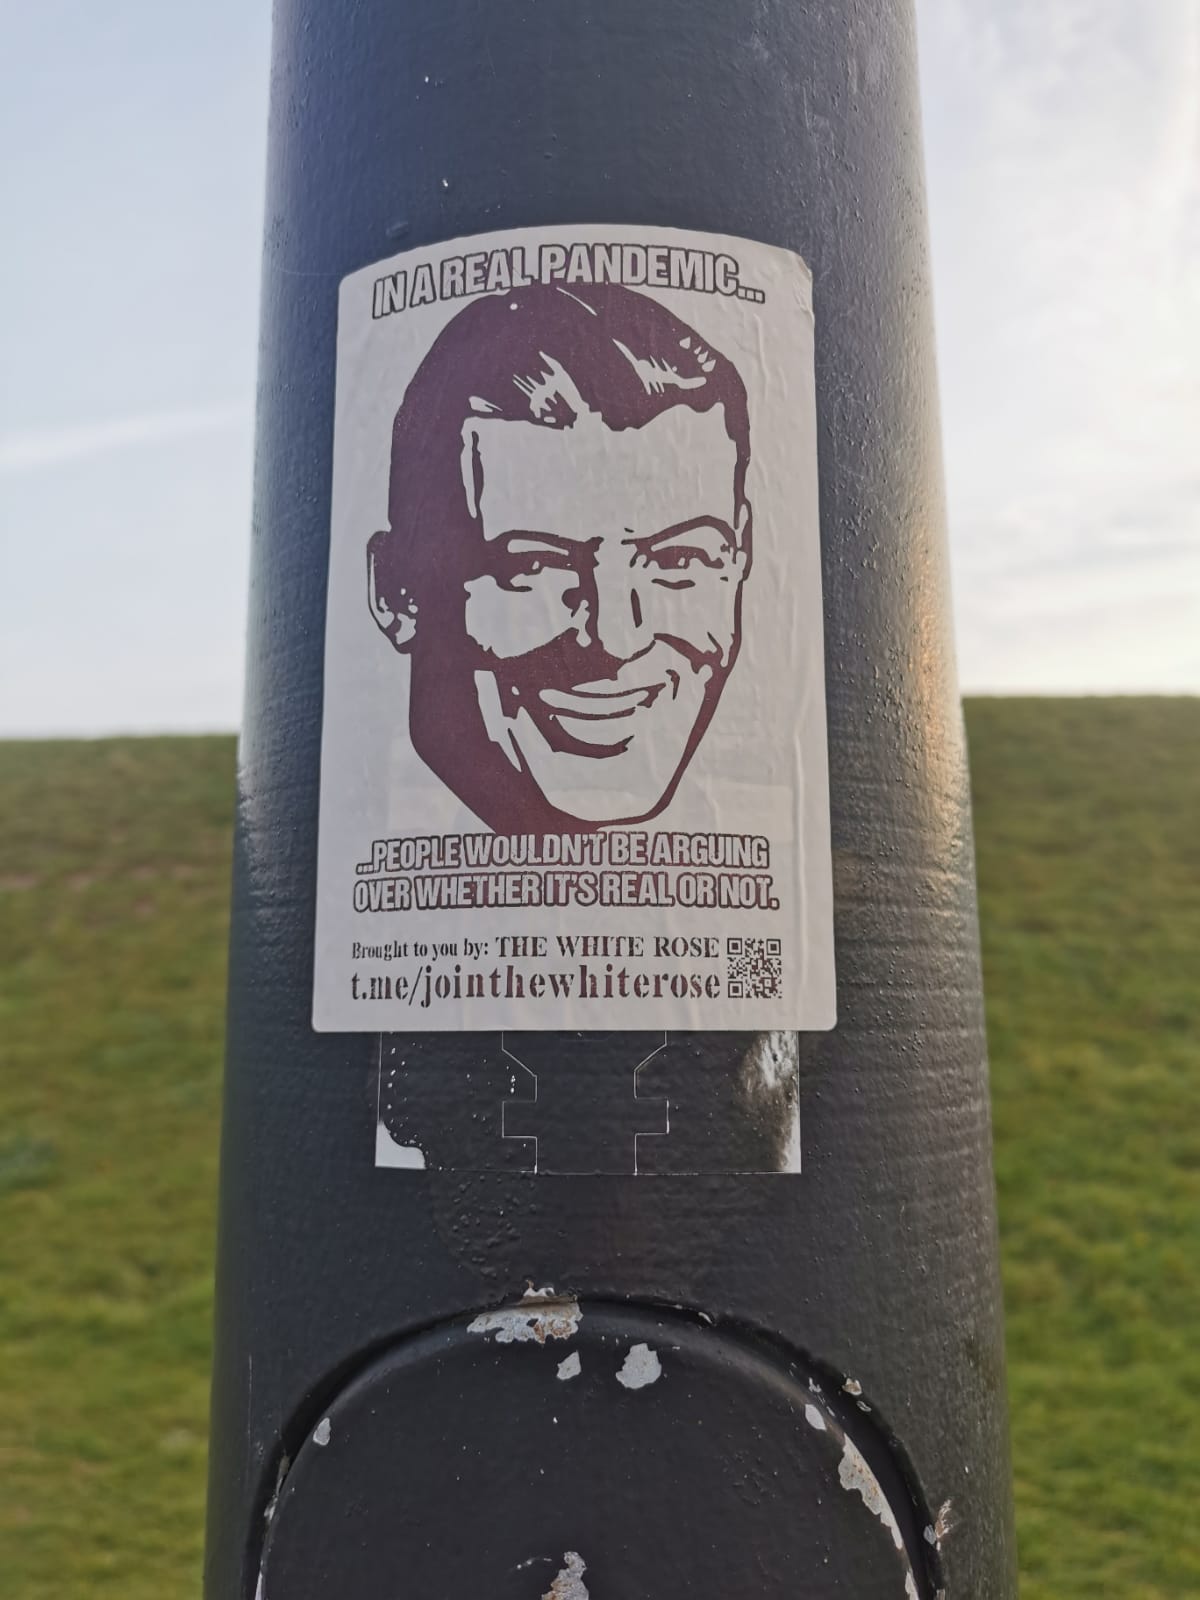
[918,0,1200,690]
[0,402,250,475]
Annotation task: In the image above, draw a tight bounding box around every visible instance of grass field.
[1,700,1197,1596]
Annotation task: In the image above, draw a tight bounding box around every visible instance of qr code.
[726,937,783,1000]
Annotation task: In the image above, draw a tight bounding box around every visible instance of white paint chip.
[933,1497,955,1544]
[557,1352,582,1382]
[842,1376,863,1396]
[262,1453,290,1527]
[803,1403,827,1432]
[312,1417,331,1447]
[616,1342,662,1390]
[468,1292,582,1345]
[543,1551,588,1600]
[838,1438,905,1552]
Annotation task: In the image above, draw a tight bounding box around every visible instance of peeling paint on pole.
[616,1342,662,1390]
[542,1552,588,1600]
[467,1292,582,1345]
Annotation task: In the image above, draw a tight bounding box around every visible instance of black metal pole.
[206,3,1016,1596]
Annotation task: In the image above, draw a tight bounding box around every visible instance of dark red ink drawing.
[368,283,752,832]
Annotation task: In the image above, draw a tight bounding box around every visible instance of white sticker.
[313,224,834,1033]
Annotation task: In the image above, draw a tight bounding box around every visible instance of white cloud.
[918,0,1200,690]
[0,403,249,475]
[0,421,252,736]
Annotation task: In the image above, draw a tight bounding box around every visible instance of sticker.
[313,224,834,1034]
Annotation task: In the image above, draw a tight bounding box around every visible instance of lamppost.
[206,4,1016,1596]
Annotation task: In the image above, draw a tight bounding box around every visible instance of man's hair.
[372,282,750,594]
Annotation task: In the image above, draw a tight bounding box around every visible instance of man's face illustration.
[444,403,748,825]
[368,287,753,833]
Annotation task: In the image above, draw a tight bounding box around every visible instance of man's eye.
[648,545,708,573]
[496,548,575,586]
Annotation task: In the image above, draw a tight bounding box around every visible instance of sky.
[1,0,1197,735]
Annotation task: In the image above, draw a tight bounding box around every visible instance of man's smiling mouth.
[486,653,697,760]
[537,680,668,720]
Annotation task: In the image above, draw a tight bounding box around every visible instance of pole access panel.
[206,2,1017,1596]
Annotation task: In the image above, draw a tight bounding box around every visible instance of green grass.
[969,700,1200,1596]
[1,701,1197,1596]
[0,740,232,1596]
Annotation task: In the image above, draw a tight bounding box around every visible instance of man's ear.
[735,501,753,579]
[367,531,418,652]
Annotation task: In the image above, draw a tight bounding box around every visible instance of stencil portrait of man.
[366,282,753,834]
